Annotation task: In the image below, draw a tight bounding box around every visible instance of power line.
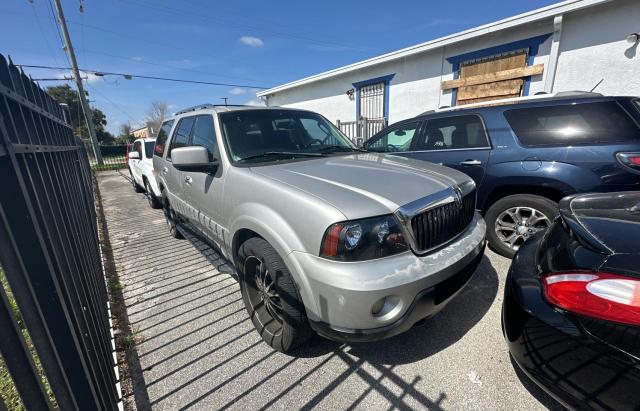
[17,64,270,89]
[75,48,266,84]
[85,84,137,124]
[29,1,63,68]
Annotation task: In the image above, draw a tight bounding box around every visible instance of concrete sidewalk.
[98,170,557,410]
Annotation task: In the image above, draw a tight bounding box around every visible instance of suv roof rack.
[418,91,605,115]
[174,103,254,115]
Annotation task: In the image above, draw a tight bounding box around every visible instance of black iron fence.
[0,54,120,409]
[85,142,129,171]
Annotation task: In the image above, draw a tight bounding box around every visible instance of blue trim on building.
[353,73,395,121]
[446,33,552,106]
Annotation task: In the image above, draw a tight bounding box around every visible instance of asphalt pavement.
[97,170,559,410]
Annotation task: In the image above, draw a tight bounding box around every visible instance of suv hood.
[251,153,473,219]
[559,192,640,255]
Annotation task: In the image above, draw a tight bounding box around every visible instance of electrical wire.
[75,48,266,84]
[17,64,270,89]
[85,84,137,124]
[29,0,63,68]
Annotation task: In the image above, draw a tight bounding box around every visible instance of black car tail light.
[616,152,640,172]
[542,271,640,326]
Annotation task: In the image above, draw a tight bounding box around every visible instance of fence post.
[362,117,369,141]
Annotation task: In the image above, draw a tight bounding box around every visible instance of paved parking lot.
[97,170,559,410]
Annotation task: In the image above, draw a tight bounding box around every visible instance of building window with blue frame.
[352,74,395,122]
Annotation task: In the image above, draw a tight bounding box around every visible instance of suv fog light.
[371,296,401,318]
[371,297,386,316]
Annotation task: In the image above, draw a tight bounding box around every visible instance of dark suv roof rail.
[417,91,606,116]
[554,90,603,97]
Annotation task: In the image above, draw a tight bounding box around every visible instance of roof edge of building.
[257,0,611,97]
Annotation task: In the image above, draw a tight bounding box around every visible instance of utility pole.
[52,0,103,164]
[220,97,228,106]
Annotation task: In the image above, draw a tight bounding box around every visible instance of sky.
[1,0,559,135]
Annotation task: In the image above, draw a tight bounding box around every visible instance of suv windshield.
[219,109,359,163]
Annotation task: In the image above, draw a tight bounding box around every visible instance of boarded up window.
[441,50,544,106]
[457,51,527,105]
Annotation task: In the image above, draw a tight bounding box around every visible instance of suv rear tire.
[129,168,144,193]
[237,237,313,352]
[161,192,183,239]
[144,179,162,209]
[485,194,557,258]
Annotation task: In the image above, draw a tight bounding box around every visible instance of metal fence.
[337,117,387,144]
[85,142,129,171]
[0,53,120,409]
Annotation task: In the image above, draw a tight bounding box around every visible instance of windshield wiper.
[238,151,325,163]
[316,145,367,153]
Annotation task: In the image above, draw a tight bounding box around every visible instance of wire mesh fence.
[85,141,129,171]
[0,53,120,410]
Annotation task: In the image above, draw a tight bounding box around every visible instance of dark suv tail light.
[542,271,640,326]
[616,152,640,172]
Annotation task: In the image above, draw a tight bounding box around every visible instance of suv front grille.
[410,190,476,252]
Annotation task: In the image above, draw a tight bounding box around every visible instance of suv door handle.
[460,159,482,166]
[184,176,193,185]
[161,167,168,175]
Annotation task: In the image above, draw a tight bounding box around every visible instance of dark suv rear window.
[504,101,640,146]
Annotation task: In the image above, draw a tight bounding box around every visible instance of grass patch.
[0,269,58,409]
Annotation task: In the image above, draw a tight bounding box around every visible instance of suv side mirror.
[172,146,219,173]
[128,151,140,160]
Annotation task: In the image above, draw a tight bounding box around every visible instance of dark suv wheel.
[485,194,556,258]
[237,237,312,352]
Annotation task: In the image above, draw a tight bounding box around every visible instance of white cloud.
[244,99,266,107]
[239,36,264,47]
[229,87,246,95]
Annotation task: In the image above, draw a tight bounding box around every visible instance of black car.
[364,94,640,258]
[503,191,640,409]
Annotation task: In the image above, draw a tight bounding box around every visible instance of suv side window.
[168,116,196,160]
[417,115,489,151]
[154,120,174,157]
[190,115,218,161]
[366,122,420,152]
[504,101,640,146]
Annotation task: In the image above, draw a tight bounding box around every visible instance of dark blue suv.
[364,94,640,257]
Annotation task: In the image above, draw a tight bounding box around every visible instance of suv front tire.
[237,237,312,352]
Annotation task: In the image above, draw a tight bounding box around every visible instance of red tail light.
[616,152,640,171]
[542,271,640,326]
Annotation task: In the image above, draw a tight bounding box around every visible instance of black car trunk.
[538,192,640,359]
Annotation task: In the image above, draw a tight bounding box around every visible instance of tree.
[46,84,116,144]
[145,101,169,135]
[115,123,134,145]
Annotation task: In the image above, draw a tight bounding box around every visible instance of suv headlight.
[320,215,408,261]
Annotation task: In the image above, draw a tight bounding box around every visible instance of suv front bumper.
[286,213,486,342]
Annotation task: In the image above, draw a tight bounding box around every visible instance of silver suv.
[153,104,486,352]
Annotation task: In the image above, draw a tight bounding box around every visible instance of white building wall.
[554,0,640,95]
[265,0,639,126]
